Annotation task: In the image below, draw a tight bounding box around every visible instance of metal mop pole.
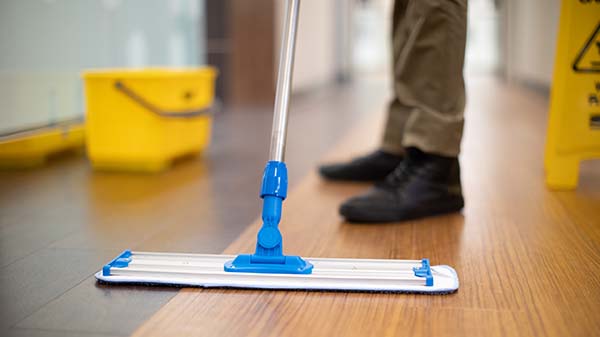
[224,0,312,274]
[269,0,301,162]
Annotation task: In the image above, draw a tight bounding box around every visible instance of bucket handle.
[114,81,212,118]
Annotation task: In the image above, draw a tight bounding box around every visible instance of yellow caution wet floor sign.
[545,0,600,189]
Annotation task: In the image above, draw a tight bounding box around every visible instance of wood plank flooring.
[0,80,386,337]
[130,77,600,337]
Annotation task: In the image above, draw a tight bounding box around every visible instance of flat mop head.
[96,250,459,294]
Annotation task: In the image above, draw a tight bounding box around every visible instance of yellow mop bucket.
[83,68,217,172]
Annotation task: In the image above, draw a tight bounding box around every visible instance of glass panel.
[0,0,206,134]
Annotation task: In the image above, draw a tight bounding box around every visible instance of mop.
[96,0,459,294]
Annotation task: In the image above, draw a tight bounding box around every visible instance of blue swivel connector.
[224,161,313,274]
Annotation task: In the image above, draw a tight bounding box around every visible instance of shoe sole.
[318,170,388,182]
[340,196,465,223]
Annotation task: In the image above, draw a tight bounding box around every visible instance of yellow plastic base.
[91,159,171,173]
[90,152,202,173]
[0,124,85,169]
[545,155,580,190]
[545,152,599,190]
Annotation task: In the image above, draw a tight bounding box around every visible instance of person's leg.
[381,0,412,155]
[395,0,467,156]
[318,0,409,182]
[340,0,468,222]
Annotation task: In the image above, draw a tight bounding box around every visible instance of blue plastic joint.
[102,250,132,276]
[413,258,433,286]
[259,160,288,199]
[224,161,313,274]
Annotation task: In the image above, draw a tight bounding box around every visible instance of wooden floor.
[0,79,386,337]
[1,76,599,337]
[130,77,600,337]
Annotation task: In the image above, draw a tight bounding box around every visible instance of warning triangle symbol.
[573,22,600,73]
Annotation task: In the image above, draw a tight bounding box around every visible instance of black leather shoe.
[339,147,464,223]
[318,150,403,182]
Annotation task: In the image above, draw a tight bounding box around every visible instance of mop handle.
[269,0,301,162]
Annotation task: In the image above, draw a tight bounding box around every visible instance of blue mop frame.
[224,161,313,274]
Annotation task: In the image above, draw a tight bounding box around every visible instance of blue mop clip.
[224,161,313,274]
[102,249,132,276]
[413,259,434,286]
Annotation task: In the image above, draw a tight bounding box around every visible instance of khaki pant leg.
[383,0,468,157]
[381,0,411,155]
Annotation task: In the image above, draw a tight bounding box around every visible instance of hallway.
[1,74,598,337]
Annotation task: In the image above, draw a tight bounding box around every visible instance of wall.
[274,0,338,92]
[351,0,393,76]
[0,0,205,134]
[465,0,502,76]
[502,0,561,87]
